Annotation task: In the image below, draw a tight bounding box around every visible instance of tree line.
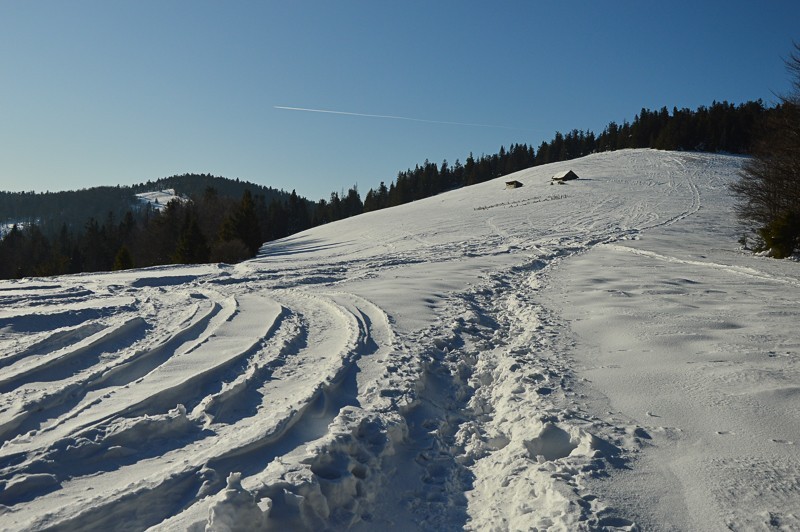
[1,96,788,279]
[0,173,292,237]
[360,100,771,212]
[0,187,306,279]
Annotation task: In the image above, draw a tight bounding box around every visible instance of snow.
[0,222,34,238]
[135,189,186,211]
[0,149,798,530]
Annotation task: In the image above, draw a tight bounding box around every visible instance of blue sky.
[1,1,798,201]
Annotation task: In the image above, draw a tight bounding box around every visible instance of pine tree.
[113,246,134,270]
[219,190,262,256]
[174,212,209,264]
[343,186,363,218]
[0,225,25,279]
[287,190,310,233]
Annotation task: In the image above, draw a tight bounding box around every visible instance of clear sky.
[1,1,798,201]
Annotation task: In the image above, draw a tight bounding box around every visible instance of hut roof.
[551,170,579,181]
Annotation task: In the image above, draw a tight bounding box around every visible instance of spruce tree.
[113,246,134,271]
[219,190,262,257]
[174,212,210,264]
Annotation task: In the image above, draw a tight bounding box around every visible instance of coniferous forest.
[0,99,784,279]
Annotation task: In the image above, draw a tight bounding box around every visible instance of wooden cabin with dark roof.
[551,170,579,181]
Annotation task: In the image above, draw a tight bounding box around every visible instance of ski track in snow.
[0,149,797,530]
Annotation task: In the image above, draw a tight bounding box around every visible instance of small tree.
[731,43,800,257]
[113,246,134,271]
[210,238,250,264]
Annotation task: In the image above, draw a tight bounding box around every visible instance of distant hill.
[130,173,292,205]
[0,174,301,235]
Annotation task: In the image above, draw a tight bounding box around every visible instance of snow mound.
[206,473,269,532]
[253,406,407,530]
[524,423,579,461]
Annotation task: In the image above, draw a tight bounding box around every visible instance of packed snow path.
[0,150,797,530]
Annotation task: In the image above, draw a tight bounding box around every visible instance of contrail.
[274,105,528,131]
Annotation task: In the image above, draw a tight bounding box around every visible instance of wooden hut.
[551,170,579,181]
[505,180,523,189]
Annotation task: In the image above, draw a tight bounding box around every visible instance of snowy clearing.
[0,149,798,530]
[135,189,187,212]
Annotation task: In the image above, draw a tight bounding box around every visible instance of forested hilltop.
[362,100,769,210]
[0,100,780,279]
[0,178,312,278]
[0,173,293,235]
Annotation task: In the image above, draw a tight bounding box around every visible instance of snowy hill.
[0,149,798,530]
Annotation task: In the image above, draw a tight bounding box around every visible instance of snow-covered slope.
[0,150,797,531]
[135,189,186,212]
[0,222,33,239]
